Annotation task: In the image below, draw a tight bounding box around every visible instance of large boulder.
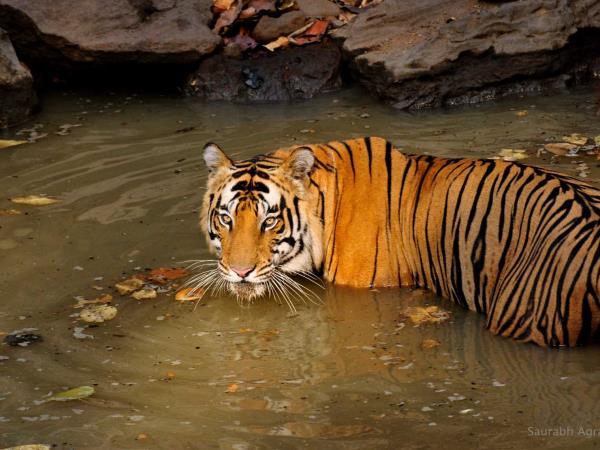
[185,40,342,101]
[334,0,600,109]
[0,0,221,65]
[0,28,35,128]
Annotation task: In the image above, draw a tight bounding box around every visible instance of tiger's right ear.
[203,142,232,174]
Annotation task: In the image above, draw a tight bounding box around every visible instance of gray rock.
[252,11,308,44]
[0,0,220,65]
[296,0,341,18]
[0,28,35,128]
[334,0,600,109]
[186,40,342,101]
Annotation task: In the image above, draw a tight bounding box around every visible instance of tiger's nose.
[231,266,254,278]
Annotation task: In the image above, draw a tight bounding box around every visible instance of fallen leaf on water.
[10,195,60,206]
[400,306,451,326]
[48,386,94,402]
[0,209,22,216]
[264,36,289,51]
[79,304,118,323]
[498,148,528,161]
[115,277,144,295]
[226,383,240,393]
[421,338,441,349]
[135,433,148,441]
[562,133,588,146]
[544,142,578,156]
[74,293,112,308]
[166,371,176,380]
[0,139,27,149]
[175,287,205,302]
[515,110,528,117]
[146,267,188,285]
[131,288,157,300]
[0,445,51,450]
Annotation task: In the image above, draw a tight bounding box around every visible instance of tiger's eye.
[264,217,277,227]
[220,214,231,224]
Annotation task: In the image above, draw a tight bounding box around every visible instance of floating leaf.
[421,338,441,349]
[10,195,60,206]
[515,110,528,117]
[48,386,94,402]
[79,304,117,323]
[0,209,22,216]
[0,446,52,450]
[562,133,588,146]
[131,288,157,300]
[0,139,27,149]
[264,36,289,51]
[115,277,144,295]
[175,287,205,302]
[146,267,189,285]
[544,142,577,156]
[226,383,240,393]
[74,294,113,308]
[498,148,528,161]
[400,306,451,326]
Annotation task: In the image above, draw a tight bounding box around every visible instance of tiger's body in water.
[200,137,600,347]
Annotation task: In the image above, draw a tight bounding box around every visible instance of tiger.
[198,136,600,347]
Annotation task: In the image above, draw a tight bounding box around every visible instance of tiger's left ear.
[281,147,315,180]
[203,142,232,174]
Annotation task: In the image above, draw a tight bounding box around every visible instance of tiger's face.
[199,143,322,301]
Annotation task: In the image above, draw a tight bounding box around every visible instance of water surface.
[1,87,599,449]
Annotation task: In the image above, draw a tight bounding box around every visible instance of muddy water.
[1,87,600,450]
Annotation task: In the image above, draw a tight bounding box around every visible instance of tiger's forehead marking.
[218,156,286,214]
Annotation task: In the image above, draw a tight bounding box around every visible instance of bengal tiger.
[197,136,600,347]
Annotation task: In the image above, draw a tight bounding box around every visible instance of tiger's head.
[199,143,323,302]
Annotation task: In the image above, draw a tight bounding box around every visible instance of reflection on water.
[0,87,599,449]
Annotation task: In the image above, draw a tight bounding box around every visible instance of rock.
[0,0,220,65]
[296,0,341,18]
[252,11,307,44]
[334,0,600,110]
[0,28,35,128]
[186,40,342,101]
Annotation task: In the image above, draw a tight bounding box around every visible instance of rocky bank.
[0,0,599,126]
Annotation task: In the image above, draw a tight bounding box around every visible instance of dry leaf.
[594,135,600,146]
[264,36,290,51]
[400,306,451,326]
[226,383,240,393]
[498,148,528,161]
[515,110,528,117]
[166,371,176,380]
[146,267,188,285]
[213,0,243,34]
[10,195,60,206]
[74,293,113,308]
[115,277,144,295]
[544,142,577,156]
[421,338,441,349]
[131,288,157,300]
[135,433,148,441]
[290,19,329,45]
[213,0,236,11]
[0,139,27,149]
[175,287,205,302]
[48,386,94,402]
[79,304,117,323]
[0,446,51,450]
[561,133,588,146]
[0,209,22,216]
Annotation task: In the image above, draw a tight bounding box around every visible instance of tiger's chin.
[228,281,266,302]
